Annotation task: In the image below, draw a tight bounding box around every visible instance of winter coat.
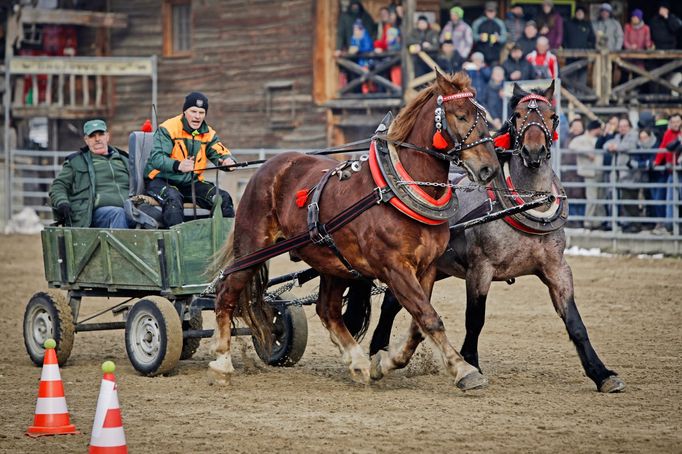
[526,50,558,79]
[465,66,492,97]
[564,18,595,49]
[49,146,129,227]
[650,13,682,50]
[336,1,376,51]
[505,14,525,43]
[605,128,639,183]
[624,23,652,50]
[439,20,473,59]
[405,28,439,52]
[536,10,564,49]
[145,115,232,186]
[592,17,623,51]
[436,51,465,74]
[471,16,508,63]
[517,35,537,56]
[570,133,601,178]
[502,56,533,81]
[480,81,504,121]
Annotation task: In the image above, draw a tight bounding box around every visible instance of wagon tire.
[125,296,183,376]
[253,293,308,367]
[23,291,75,367]
[180,310,203,360]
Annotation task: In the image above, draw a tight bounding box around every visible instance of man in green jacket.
[144,92,236,227]
[49,119,134,228]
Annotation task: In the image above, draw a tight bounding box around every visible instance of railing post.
[673,161,680,237]
[610,154,618,250]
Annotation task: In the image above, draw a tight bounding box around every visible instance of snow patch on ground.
[564,245,664,259]
[3,208,44,235]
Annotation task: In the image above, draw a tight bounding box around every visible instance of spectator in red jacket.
[624,9,652,51]
[526,36,558,79]
[652,113,681,232]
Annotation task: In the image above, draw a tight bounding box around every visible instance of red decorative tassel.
[432,131,448,149]
[295,189,309,208]
[141,119,153,132]
[552,130,559,141]
[493,132,511,150]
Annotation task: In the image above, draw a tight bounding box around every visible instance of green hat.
[450,6,464,18]
[83,119,107,136]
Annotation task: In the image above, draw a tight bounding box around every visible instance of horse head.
[433,70,499,184]
[509,81,558,169]
[388,71,499,185]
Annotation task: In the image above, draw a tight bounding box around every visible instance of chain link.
[395,180,563,199]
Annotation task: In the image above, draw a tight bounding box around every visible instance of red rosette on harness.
[493,132,511,150]
[295,189,309,208]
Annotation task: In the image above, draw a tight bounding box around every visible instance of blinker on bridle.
[509,93,558,161]
[432,92,494,163]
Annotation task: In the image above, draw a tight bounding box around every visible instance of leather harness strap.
[307,165,363,278]
[218,188,387,279]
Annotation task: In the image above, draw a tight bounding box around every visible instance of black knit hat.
[587,119,602,131]
[183,91,208,112]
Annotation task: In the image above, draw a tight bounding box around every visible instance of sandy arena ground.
[0,233,680,453]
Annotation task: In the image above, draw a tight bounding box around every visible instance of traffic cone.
[26,339,79,437]
[89,361,127,454]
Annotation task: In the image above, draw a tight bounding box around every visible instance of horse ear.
[512,83,526,98]
[435,68,450,92]
[544,80,556,100]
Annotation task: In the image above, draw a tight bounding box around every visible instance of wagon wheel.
[23,291,75,367]
[252,292,308,367]
[180,310,203,360]
[125,296,183,376]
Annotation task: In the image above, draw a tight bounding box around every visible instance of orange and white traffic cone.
[89,361,127,454]
[26,338,79,437]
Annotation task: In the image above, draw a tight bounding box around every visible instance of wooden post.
[83,75,90,106]
[96,75,103,107]
[402,0,416,99]
[46,74,52,106]
[312,1,338,105]
[69,74,76,106]
[57,74,64,106]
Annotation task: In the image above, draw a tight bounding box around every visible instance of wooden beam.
[313,1,337,105]
[560,87,598,121]
[8,57,155,77]
[611,58,682,96]
[19,7,127,28]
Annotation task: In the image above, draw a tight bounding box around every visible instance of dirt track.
[0,234,680,453]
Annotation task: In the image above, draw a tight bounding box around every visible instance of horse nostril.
[479,166,494,182]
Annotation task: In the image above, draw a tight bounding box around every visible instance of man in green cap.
[439,6,473,61]
[49,119,134,228]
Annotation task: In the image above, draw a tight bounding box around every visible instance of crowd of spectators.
[566,112,682,235]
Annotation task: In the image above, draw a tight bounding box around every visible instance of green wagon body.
[41,216,233,296]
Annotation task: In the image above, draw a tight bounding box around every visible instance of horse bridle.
[435,92,494,164]
[378,91,493,167]
[507,94,558,161]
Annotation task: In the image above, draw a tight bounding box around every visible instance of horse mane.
[388,72,473,143]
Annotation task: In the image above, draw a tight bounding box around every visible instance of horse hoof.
[456,370,488,391]
[350,367,371,385]
[207,367,232,385]
[599,376,625,393]
[370,353,384,381]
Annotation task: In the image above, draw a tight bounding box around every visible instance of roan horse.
[350,81,625,393]
[210,72,499,390]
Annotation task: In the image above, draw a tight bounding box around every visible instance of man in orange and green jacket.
[144,92,236,226]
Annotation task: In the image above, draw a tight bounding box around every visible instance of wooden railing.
[6,56,157,119]
[555,49,682,106]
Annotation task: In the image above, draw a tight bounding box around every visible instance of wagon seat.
[124,131,214,229]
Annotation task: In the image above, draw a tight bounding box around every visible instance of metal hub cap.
[130,312,161,364]
[30,308,53,349]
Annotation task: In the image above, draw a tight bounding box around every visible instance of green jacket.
[49,146,130,227]
[144,114,232,186]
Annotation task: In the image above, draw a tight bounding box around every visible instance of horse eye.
[457,115,466,122]
[514,112,521,118]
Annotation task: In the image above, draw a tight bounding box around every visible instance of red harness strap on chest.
[369,141,449,225]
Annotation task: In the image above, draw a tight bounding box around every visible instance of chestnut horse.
[355,81,625,392]
[210,72,499,389]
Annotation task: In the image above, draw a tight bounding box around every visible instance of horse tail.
[208,229,235,277]
[211,232,273,355]
[235,262,273,356]
[343,280,373,342]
